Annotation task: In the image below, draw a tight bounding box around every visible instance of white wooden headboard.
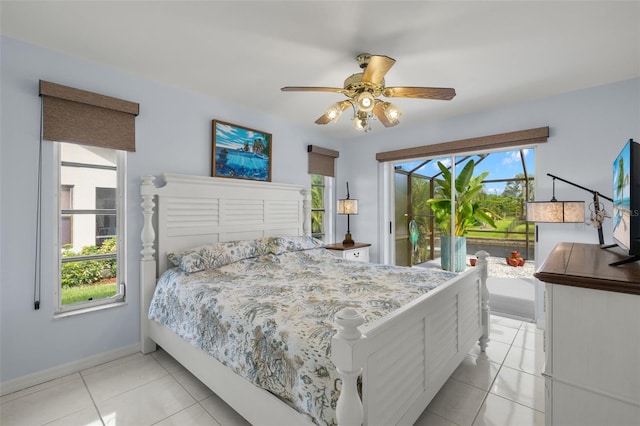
[140,173,310,352]
[141,173,310,272]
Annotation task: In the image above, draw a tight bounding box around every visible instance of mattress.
[148,238,457,425]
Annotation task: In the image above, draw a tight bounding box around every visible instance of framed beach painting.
[212,120,272,181]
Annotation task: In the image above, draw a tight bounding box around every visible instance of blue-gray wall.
[0,36,337,384]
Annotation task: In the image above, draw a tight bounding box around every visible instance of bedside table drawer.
[323,242,371,263]
[343,247,369,262]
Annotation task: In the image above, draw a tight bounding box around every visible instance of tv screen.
[612,139,640,256]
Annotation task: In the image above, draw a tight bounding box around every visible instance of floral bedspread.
[148,247,456,425]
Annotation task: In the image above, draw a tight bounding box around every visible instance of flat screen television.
[610,138,640,265]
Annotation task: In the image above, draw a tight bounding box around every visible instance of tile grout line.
[470,319,537,426]
[486,321,546,417]
[80,360,174,423]
[79,371,106,426]
[148,353,217,426]
[469,338,511,426]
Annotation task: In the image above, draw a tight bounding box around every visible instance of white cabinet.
[536,243,640,426]
[324,243,370,263]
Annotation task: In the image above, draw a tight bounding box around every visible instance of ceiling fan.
[281,53,456,131]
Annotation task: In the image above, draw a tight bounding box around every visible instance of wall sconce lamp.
[527,173,612,244]
[337,182,358,245]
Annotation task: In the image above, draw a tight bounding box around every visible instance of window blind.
[308,145,339,177]
[375,127,549,162]
[39,80,139,151]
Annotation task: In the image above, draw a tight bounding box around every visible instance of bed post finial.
[475,250,490,352]
[332,307,365,426]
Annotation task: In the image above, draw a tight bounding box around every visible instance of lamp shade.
[337,199,359,215]
[526,201,585,223]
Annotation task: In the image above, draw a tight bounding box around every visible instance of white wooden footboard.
[332,251,490,426]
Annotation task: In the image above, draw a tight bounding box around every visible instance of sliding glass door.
[394,149,535,272]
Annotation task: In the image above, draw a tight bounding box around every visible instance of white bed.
[140,174,490,426]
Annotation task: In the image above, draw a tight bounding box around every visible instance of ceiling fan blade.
[383,87,456,100]
[281,86,346,94]
[315,100,353,125]
[361,55,396,84]
[372,101,398,128]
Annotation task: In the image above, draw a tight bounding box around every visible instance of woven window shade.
[39,80,139,152]
[375,127,549,162]
[308,145,339,177]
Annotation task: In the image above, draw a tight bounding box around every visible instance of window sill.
[54,300,127,319]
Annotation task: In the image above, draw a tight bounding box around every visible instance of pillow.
[265,235,323,255]
[167,236,322,273]
[167,238,267,274]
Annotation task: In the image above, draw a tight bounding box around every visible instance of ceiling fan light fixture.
[383,102,402,122]
[325,102,344,122]
[356,91,375,112]
[353,111,371,132]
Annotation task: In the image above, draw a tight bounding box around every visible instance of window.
[311,174,326,240]
[393,148,535,269]
[56,142,126,313]
[311,174,335,242]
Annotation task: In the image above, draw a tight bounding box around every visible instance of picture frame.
[212,119,272,182]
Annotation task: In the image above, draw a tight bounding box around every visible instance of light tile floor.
[1,315,544,426]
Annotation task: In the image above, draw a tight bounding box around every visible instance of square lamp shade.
[526,201,585,223]
[337,198,358,245]
[337,199,359,215]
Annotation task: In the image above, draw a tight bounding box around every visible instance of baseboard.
[0,343,140,396]
[492,310,536,323]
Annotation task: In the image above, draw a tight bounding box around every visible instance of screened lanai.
[394,149,537,321]
[394,149,535,268]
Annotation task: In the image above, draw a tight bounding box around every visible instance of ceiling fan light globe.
[356,91,375,112]
[383,102,402,121]
[325,103,344,122]
[353,116,366,131]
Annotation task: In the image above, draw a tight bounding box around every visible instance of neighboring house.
[61,143,117,251]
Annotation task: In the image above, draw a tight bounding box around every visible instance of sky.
[395,148,534,195]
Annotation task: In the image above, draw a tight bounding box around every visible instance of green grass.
[465,219,534,240]
[62,282,117,305]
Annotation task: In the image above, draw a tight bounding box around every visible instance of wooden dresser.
[535,243,640,426]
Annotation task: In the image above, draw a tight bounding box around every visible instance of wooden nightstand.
[324,242,371,262]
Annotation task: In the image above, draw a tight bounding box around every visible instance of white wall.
[2,34,638,387]
[0,36,340,385]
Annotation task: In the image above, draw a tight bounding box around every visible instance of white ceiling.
[2,1,639,139]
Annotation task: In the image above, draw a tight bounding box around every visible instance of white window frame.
[54,142,127,315]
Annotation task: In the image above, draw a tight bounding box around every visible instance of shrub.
[61,238,117,287]
[61,260,104,287]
